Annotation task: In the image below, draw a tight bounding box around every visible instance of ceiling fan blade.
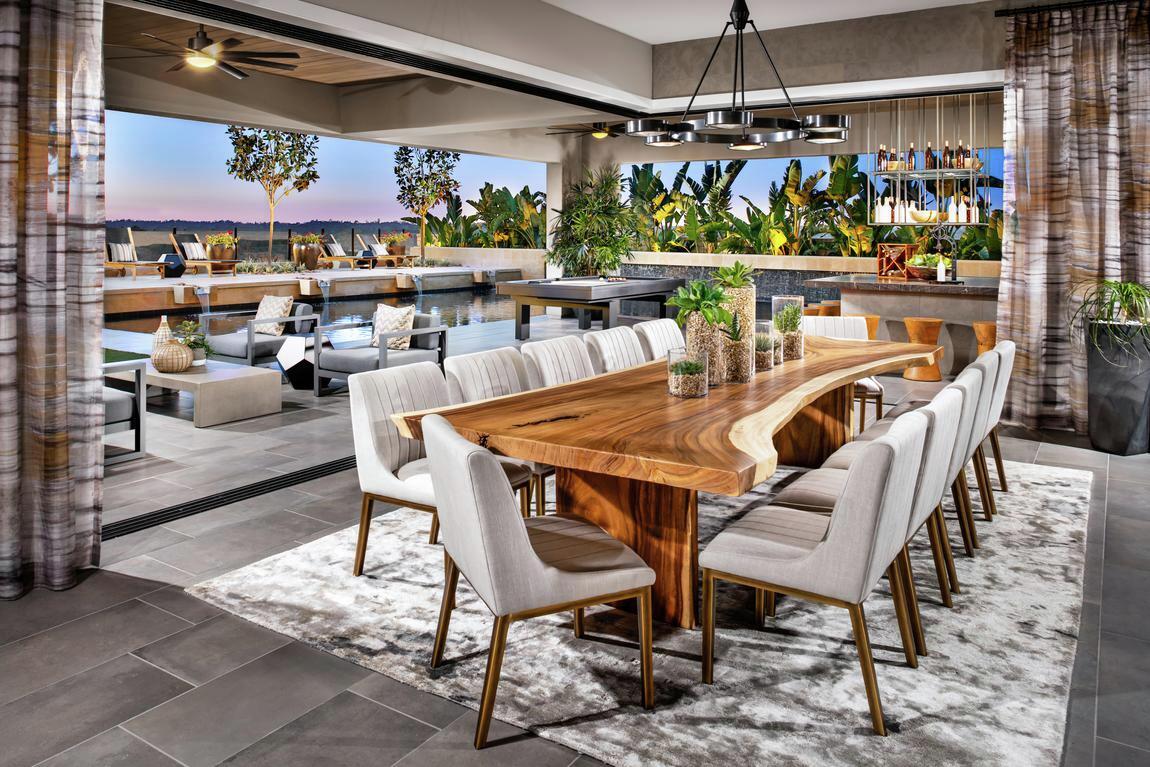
[220,51,300,59]
[141,32,183,49]
[107,54,173,61]
[224,58,297,71]
[167,60,186,72]
[216,61,248,80]
[202,37,242,56]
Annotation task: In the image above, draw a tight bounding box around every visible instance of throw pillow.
[183,241,207,261]
[107,242,134,262]
[327,241,346,257]
[370,304,415,350]
[369,243,388,256]
[253,295,294,336]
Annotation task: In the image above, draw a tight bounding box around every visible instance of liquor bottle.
[925,142,935,169]
[906,143,916,171]
[957,140,967,168]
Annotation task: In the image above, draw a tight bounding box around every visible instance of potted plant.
[713,260,757,333]
[1072,279,1150,455]
[667,280,731,387]
[174,320,213,367]
[754,321,775,371]
[290,232,324,270]
[667,349,709,398]
[774,302,804,361]
[203,232,238,261]
[547,165,639,277]
[380,231,409,255]
[721,314,754,383]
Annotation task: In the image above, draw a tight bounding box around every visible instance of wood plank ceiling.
[103,4,413,87]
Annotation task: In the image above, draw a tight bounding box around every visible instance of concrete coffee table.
[112,360,281,427]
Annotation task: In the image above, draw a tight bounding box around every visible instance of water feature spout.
[318,278,332,324]
[195,286,211,314]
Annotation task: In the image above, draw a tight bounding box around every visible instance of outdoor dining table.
[395,335,942,629]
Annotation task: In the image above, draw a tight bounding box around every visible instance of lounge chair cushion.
[369,243,388,256]
[253,295,294,335]
[183,241,207,260]
[326,241,347,257]
[320,346,438,375]
[209,331,289,360]
[370,304,415,350]
[107,243,134,262]
[411,313,441,350]
[103,387,136,425]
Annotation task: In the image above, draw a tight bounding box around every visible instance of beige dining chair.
[347,363,533,576]
[520,335,596,388]
[422,414,656,749]
[583,326,647,374]
[633,318,685,361]
[980,341,1016,494]
[444,347,554,516]
[801,315,884,429]
[699,410,928,736]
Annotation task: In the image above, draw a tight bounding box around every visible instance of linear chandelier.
[626,0,850,150]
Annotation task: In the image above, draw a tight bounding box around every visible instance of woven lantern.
[152,339,193,373]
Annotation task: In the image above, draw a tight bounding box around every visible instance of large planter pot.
[1087,322,1150,455]
[292,243,323,270]
[686,313,723,387]
[204,243,235,261]
[387,244,407,256]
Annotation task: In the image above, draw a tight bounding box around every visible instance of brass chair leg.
[989,426,1008,492]
[925,511,953,608]
[847,603,887,736]
[701,569,716,684]
[353,494,374,576]
[428,512,440,545]
[474,615,511,749]
[519,485,530,519]
[958,471,981,548]
[431,555,460,668]
[899,547,927,657]
[973,446,998,520]
[886,562,918,668]
[753,588,776,625]
[935,506,961,594]
[949,481,975,557]
[573,607,585,638]
[876,393,884,423]
[535,474,547,516]
[637,588,655,709]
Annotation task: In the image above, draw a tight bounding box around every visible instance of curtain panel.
[0,0,105,599]
[999,1,1150,431]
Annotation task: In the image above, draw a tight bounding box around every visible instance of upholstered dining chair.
[347,363,533,576]
[422,414,656,749]
[583,326,647,374]
[981,341,1016,493]
[633,318,685,361]
[699,411,928,736]
[520,335,596,388]
[801,315,884,429]
[444,347,554,516]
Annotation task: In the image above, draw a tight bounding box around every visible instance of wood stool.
[903,317,944,381]
[819,300,841,317]
[803,305,820,316]
[848,314,881,340]
[973,321,997,355]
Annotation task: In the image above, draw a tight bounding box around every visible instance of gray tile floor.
[9,318,1146,766]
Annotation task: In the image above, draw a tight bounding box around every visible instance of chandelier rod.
[748,19,799,122]
[678,20,732,123]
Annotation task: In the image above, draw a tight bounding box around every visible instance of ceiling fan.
[106,24,300,80]
[545,122,623,140]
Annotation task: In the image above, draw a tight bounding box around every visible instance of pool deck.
[104,265,524,316]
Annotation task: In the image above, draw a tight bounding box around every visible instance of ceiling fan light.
[801,114,851,133]
[645,133,682,148]
[590,129,610,140]
[706,110,751,130]
[805,129,847,144]
[626,119,670,137]
[185,53,216,69]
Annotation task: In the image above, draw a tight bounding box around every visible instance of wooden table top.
[396,336,941,496]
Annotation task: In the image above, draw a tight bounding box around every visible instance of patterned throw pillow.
[370,304,415,350]
[107,243,134,262]
[183,241,207,261]
[253,295,294,336]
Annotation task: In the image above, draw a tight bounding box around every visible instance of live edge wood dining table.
[395,336,941,629]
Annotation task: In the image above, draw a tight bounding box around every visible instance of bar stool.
[973,321,997,355]
[903,317,944,381]
[817,301,841,317]
[848,314,881,341]
[803,305,821,317]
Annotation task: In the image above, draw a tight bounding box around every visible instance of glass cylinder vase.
[667,347,708,398]
[685,312,723,387]
[754,320,775,371]
[771,295,805,362]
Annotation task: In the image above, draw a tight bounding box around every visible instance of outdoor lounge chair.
[169,231,241,276]
[312,312,447,396]
[320,234,375,270]
[204,302,320,367]
[103,359,147,465]
[105,227,166,279]
[356,233,408,268]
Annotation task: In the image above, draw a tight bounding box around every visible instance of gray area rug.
[191,461,1091,766]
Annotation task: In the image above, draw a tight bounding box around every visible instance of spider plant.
[1071,279,1150,364]
[666,280,732,328]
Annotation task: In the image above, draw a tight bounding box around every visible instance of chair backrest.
[325,234,347,257]
[967,350,1001,460]
[169,232,206,261]
[583,326,647,374]
[444,347,531,405]
[821,409,928,603]
[521,336,596,388]
[986,340,1015,435]
[410,313,442,350]
[906,386,964,538]
[944,367,985,485]
[801,315,869,340]
[348,363,449,488]
[423,413,545,616]
[633,318,685,361]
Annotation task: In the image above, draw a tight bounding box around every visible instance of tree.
[393,146,461,264]
[225,126,320,260]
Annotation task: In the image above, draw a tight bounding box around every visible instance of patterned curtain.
[0,0,105,599]
[999,1,1150,431]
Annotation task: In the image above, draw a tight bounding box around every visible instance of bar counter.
[805,274,1001,376]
